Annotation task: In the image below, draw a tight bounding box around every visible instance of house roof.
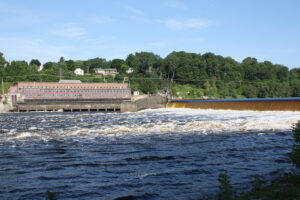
[13,82,129,89]
[94,68,117,70]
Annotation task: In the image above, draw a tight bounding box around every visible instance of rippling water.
[0,109,299,199]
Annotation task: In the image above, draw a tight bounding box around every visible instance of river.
[0,108,299,199]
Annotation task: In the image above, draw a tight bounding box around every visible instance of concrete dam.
[167,97,300,111]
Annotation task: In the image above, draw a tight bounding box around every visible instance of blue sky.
[0,0,299,68]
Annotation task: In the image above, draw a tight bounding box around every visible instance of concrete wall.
[0,95,12,113]
[0,103,9,113]
[121,95,167,112]
[15,103,121,112]
[3,94,168,113]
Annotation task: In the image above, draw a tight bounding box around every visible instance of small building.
[146,66,152,73]
[93,68,118,77]
[126,68,134,74]
[74,68,84,76]
[133,91,140,96]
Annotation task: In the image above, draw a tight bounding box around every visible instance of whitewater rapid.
[0,108,299,199]
[0,108,299,142]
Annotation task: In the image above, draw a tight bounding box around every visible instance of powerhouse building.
[8,81,131,105]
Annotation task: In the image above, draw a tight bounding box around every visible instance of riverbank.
[235,172,300,200]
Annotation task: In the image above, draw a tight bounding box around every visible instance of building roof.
[59,80,82,83]
[94,68,117,71]
[13,82,129,89]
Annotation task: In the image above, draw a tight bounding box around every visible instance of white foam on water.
[14,132,34,139]
[28,127,38,131]
[1,108,299,141]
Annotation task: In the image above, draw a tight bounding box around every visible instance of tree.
[242,84,258,98]
[164,52,180,81]
[120,64,130,74]
[84,58,110,73]
[65,60,76,71]
[203,52,220,78]
[111,59,125,72]
[42,62,57,71]
[290,80,300,97]
[59,56,65,63]
[0,50,298,98]
[291,121,300,168]
[137,79,158,94]
[0,52,7,77]
[276,65,289,82]
[29,59,41,67]
[126,52,161,73]
[126,54,139,70]
[5,61,30,82]
[218,173,234,200]
[241,57,259,81]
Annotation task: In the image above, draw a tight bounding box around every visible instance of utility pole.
[1,78,4,95]
[59,67,62,80]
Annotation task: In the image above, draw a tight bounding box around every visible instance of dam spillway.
[167,97,300,111]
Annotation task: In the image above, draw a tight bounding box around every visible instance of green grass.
[172,84,205,99]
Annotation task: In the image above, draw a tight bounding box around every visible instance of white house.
[93,68,118,77]
[126,68,134,74]
[74,68,84,76]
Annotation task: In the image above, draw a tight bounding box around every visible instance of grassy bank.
[235,173,300,200]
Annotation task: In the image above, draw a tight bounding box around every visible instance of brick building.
[8,81,131,105]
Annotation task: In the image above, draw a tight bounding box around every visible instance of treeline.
[0,51,300,98]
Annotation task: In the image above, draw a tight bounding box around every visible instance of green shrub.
[218,173,234,200]
[291,121,300,168]
[250,174,266,190]
[45,191,57,200]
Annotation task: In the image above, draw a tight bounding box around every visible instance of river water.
[0,108,299,199]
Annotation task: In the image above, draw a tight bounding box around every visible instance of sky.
[0,0,299,68]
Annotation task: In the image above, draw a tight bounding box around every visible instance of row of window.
[19,86,125,89]
[21,89,130,94]
[27,93,129,97]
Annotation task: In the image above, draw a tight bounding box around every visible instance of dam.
[167,97,300,111]
[5,81,300,112]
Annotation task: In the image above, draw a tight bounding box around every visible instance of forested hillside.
[0,51,300,99]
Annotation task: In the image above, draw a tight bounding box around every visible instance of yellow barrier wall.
[166,101,300,111]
